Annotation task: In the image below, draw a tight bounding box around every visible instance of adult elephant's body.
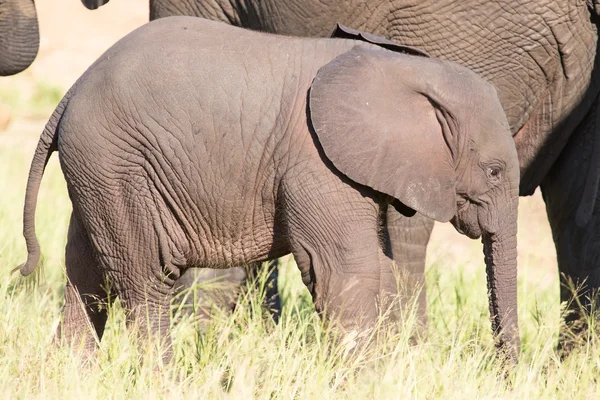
[0,0,40,76]
[87,0,600,339]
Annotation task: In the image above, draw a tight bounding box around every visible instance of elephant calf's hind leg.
[58,213,110,358]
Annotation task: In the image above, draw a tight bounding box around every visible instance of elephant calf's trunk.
[482,203,520,362]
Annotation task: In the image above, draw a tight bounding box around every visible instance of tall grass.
[1,105,599,399]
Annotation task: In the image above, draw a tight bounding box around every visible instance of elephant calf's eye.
[486,166,502,182]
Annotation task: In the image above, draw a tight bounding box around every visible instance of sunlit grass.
[2,115,600,399]
[0,80,64,127]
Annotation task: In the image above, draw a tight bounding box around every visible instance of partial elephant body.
[0,0,40,76]
[174,266,247,320]
[53,20,396,353]
[20,17,520,361]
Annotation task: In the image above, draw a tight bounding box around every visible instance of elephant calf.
[18,17,520,361]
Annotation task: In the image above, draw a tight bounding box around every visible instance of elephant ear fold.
[309,46,456,222]
[329,23,430,58]
[81,0,110,10]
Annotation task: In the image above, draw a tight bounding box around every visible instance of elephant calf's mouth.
[451,199,482,239]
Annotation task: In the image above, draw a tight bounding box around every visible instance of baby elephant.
[19,17,520,361]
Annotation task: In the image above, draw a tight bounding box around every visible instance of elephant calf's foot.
[56,317,103,364]
[57,285,108,361]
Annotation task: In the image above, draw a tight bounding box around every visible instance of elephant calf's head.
[309,45,520,361]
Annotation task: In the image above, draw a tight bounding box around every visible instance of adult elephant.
[0,0,40,76]
[87,0,600,346]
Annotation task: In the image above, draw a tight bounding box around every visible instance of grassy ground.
[2,1,599,398]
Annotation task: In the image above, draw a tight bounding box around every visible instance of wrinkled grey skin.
[0,0,40,76]
[86,0,600,347]
[19,18,520,362]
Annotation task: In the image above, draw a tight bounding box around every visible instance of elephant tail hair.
[15,88,74,277]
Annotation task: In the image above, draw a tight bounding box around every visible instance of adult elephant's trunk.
[0,0,39,76]
[482,190,520,362]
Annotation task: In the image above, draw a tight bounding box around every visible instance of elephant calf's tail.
[15,92,71,277]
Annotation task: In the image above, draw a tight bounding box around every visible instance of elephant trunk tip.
[12,249,41,277]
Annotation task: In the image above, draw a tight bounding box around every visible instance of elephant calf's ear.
[309,46,457,222]
[329,23,430,57]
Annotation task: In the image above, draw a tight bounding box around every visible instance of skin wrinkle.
[155,64,234,260]
[236,78,271,261]
[226,56,281,263]
[283,141,379,260]
[69,167,129,270]
[285,151,382,273]
[197,46,258,255]
[287,197,376,278]
[97,86,205,265]
[138,143,194,264]
[248,51,294,254]
[121,179,154,282]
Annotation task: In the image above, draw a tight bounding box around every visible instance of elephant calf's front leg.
[289,219,397,337]
[386,206,434,334]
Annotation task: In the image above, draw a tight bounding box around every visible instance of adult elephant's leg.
[173,262,280,322]
[541,95,600,351]
[58,212,110,357]
[245,260,281,323]
[174,267,246,319]
[386,207,434,332]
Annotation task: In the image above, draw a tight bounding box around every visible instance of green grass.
[0,80,64,121]
[1,118,600,399]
